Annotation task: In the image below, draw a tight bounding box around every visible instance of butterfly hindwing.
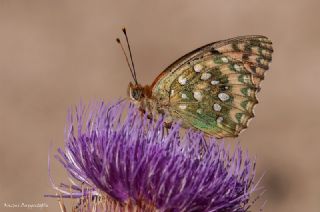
[151,35,273,138]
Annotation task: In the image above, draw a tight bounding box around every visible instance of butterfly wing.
[151,35,273,138]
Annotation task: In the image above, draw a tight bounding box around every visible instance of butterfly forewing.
[151,35,273,138]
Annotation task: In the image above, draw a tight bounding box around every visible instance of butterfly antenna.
[122,28,138,84]
[116,38,138,84]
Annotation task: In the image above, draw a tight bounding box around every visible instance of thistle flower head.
[48,101,260,211]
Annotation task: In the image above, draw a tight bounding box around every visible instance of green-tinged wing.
[151,35,273,138]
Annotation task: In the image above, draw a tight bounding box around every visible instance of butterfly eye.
[130,88,143,101]
[133,90,140,100]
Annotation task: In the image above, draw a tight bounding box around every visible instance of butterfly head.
[128,82,144,102]
[128,82,152,102]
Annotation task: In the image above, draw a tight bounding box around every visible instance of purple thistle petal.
[48,101,261,211]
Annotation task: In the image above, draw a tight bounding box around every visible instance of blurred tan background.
[0,0,320,211]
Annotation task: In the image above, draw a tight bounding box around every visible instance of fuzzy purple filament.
[49,101,259,211]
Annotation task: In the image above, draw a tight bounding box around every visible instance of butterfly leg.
[139,107,153,120]
[162,122,172,136]
[164,122,172,129]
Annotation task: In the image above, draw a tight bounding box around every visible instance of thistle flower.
[47,101,261,211]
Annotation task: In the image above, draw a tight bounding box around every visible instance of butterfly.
[117,28,273,138]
